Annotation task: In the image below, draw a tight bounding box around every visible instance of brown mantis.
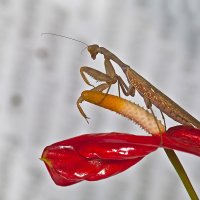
[78,44,200,129]
[41,33,200,128]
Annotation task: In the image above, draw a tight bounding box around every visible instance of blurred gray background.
[0,0,200,199]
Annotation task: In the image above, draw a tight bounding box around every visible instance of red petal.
[162,125,200,157]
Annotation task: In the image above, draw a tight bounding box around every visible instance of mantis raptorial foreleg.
[78,57,138,123]
[86,44,200,129]
[78,59,136,123]
[80,58,135,98]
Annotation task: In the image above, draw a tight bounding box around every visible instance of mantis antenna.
[41,33,88,47]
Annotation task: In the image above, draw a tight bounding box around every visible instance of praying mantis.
[41,33,200,129]
[78,44,200,129]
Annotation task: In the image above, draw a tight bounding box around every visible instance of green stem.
[164,149,199,200]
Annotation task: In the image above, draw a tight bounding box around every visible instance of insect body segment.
[126,68,200,128]
[87,44,200,129]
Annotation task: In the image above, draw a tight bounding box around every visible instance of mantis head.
[87,44,100,60]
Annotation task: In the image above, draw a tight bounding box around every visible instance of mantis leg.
[143,96,166,134]
[77,83,110,123]
[80,66,115,87]
[160,110,167,130]
[104,58,136,97]
[117,76,135,97]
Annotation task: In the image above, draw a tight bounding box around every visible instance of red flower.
[41,126,200,186]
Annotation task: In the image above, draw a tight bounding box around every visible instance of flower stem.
[164,149,199,200]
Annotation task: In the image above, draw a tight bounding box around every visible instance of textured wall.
[0,0,200,199]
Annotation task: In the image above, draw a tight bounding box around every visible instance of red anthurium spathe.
[162,125,200,157]
[41,126,200,186]
[41,133,160,186]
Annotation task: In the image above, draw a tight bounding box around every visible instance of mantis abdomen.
[126,68,200,129]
